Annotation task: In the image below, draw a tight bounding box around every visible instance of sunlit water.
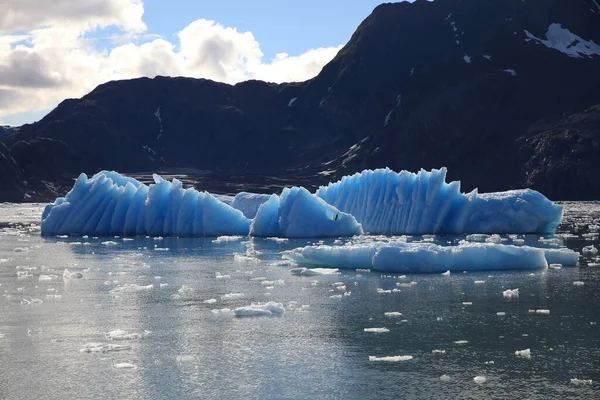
[0,202,598,399]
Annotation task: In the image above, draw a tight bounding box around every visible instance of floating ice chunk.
[316,168,562,234]
[329,294,343,299]
[110,283,153,293]
[582,245,598,255]
[384,312,403,317]
[203,298,217,304]
[233,302,285,317]
[221,293,244,300]
[515,348,531,358]
[440,374,451,382]
[474,376,487,384]
[570,378,593,385]
[432,350,446,354]
[39,274,58,281]
[548,263,562,269]
[284,242,577,273]
[454,340,469,344]
[211,308,233,314]
[106,329,147,340]
[13,247,29,252]
[215,273,231,279]
[364,327,390,333]
[63,269,83,279]
[81,343,132,353]
[503,69,517,76]
[573,281,585,286]
[102,241,118,245]
[441,270,451,276]
[212,236,243,244]
[176,355,195,363]
[289,267,339,276]
[503,288,519,298]
[368,355,412,362]
[114,363,137,369]
[513,239,525,245]
[474,280,485,284]
[535,309,550,315]
[250,188,362,238]
[462,302,473,306]
[463,54,472,63]
[496,312,506,316]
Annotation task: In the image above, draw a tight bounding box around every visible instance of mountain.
[2,0,600,202]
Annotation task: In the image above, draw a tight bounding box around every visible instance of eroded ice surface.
[283,242,579,273]
[41,168,562,238]
[316,168,562,235]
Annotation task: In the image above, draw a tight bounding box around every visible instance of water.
[0,202,599,399]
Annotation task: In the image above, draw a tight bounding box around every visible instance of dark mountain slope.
[2,0,600,201]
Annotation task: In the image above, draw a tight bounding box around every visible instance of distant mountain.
[2,0,600,202]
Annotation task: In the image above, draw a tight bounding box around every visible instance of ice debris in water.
[496,312,506,316]
[440,374,451,382]
[233,302,285,317]
[40,168,562,237]
[114,363,137,369]
[503,288,519,298]
[573,281,584,286]
[106,329,149,340]
[368,355,413,362]
[474,376,487,384]
[63,269,83,279]
[535,309,550,315]
[582,245,598,255]
[570,378,593,385]
[364,327,390,333]
[81,343,132,353]
[515,348,532,358]
[441,270,451,276]
[110,283,153,293]
[454,340,469,344]
[283,242,578,273]
[289,267,339,276]
[384,312,403,317]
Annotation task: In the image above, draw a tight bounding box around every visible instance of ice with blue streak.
[41,167,564,238]
[283,242,580,273]
[250,187,363,238]
[316,168,563,234]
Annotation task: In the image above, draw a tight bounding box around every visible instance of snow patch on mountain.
[524,23,600,58]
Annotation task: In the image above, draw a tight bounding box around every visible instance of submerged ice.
[41,167,563,238]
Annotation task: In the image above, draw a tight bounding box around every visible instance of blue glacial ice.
[283,242,580,273]
[41,167,563,238]
[316,168,563,234]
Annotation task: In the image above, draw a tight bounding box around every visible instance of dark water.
[0,202,598,399]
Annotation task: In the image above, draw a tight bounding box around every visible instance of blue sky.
[1,0,403,126]
[141,1,386,60]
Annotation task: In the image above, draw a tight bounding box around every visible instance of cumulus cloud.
[0,0,146,32]
[0,1,342,124]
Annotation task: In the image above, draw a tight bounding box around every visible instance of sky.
[0,0,395,126]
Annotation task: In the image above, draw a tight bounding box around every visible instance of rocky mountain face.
[0,142,25,202]
[2,0,600,201]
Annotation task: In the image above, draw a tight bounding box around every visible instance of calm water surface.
[0,202,598,399]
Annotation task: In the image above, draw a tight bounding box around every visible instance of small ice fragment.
[515,348,531,358]
[203,298,217,304]
[384,312,402,317]
[211,308,232,314]
[110,283,153,293]
[364,327,390,333]
[549,263,562,269]
[496,312,506,316]
[503,288,519,298]
[535,309,550,315]
[513,239,525,245]
[570,378,593,385]
[454,340,468,344]
[376,288,392,294]
[212,236,242,243]
[106,330,144,340]
[329,294,342,299]
[101,241,118,246]
[233,302,285,317]
[440,374,451,382]
[114,363,137,369]
[290,267,339,276]
[462,302,472,306]
[13,247,29,252]
[441,270,451,276]
[332,282,345,286]
[176,355,195,363]
[159,283,169,288]
[63,269,83,279]
[474,376,487,384]
[432,349,446,354]
[368,355,412,362]
[474,280,485,284]
[215,273,231,279]
[484,361,495,365]
[582,245,598,255]
[221,293,244,300]
[573,281,585,286]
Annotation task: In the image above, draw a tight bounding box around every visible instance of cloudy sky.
[0,0,389,126]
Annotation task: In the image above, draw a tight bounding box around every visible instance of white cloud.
[0,3,341,125]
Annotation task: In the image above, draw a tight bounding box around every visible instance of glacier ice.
[316,168,562,234]
[283,242,579,273]
[41,167,563,238]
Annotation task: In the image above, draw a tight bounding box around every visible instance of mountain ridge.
[2,0,600,201]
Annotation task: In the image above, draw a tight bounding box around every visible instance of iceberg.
[41,167,563,238]
[283,242,579,273]
[316,168,562,234]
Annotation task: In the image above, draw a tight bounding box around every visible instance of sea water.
[0,202,598,399]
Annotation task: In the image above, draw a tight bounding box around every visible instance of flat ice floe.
[368,355,413,362]
[40,167,563,237]
[283,242,579,273]
[233,302,285,317]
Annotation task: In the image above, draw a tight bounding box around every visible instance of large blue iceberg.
[41,168,563,237]
[316,168,562,234]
